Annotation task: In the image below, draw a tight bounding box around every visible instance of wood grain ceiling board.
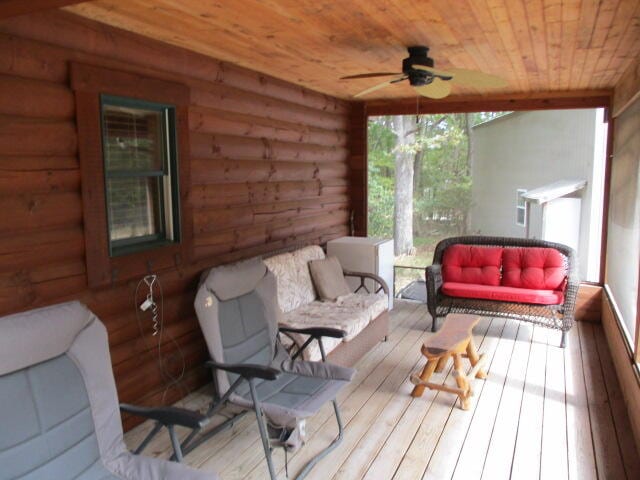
[65,0,640,100]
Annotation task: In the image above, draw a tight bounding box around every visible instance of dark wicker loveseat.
[426,236,579,348]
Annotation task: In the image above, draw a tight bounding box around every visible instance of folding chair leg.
[249,379,277,480]
[295,399,344,479]
[333,399,344,441]
[173,411,245,461]
[174,376,247,461]
[167,425,184,463]
[133,421,163,455]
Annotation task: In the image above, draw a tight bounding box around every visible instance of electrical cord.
[134,274,188,404]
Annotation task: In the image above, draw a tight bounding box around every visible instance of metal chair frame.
[132,334,345,480]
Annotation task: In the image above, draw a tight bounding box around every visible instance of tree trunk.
[464,113,473,177]
[413,116,425,237]
[392,115,415,256]
[413,116,425,192]
[462,113,473,233]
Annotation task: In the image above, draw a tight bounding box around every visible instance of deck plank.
[296,316,436,480]
[578,321,627,480]
[123,302,639,480]
[359,316,492,480]
[448,320,521,480]
[393,317,508,480]
[510,325,549,480]
[564,323,598,480]
[479,322,534,480]
[592,322,640,479]
[540,329,569,480]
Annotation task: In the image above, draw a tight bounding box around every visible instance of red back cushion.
[501,247,566,290]
[442,244,503,286]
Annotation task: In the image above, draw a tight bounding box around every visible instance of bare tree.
[462,113,473,233]
[392,115,416,256]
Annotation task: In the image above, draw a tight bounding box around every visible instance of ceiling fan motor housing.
[403,46,436,86]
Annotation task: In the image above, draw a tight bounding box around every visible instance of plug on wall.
[140,298,154,311]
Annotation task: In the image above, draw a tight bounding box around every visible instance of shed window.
[516,189,527,226]
[101,96,180,256]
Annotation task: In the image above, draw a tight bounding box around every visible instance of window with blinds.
[100,95,180,256]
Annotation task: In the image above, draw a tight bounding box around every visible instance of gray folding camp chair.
[182,257,355,479]
[0,301,216,480]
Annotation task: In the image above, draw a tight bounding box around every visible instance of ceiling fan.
[341,46,507,99]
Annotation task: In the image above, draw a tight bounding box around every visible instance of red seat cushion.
[501,247,566,290]
[441,282,564,305]
[442,244,503,286]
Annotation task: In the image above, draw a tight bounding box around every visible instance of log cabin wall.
[0,10,352,429]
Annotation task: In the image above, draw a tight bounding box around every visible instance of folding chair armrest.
[279,326,347,339]
[119,403,209,430]
[205,360,281,381]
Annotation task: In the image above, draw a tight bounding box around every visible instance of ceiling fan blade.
[413,78,452,99]
[443,68,508,88]
[411,64,454,78]
[413,65,507,88]
[354,77,405,97]
[341,72,402,79]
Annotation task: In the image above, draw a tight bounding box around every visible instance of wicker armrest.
[343,270,389,295]
[561,251,580,328]
[425,264,442,320]
[426,264,442,291]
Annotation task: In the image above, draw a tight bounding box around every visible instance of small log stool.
[410,314,486,410]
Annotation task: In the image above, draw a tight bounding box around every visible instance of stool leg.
[435,353,450,373]
[466,338,487,379]
[453,354,470,410]
[411,358,438,398]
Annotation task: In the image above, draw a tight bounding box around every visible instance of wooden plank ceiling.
[66,0,640,100]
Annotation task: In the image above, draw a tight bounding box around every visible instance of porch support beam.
[365,90,611,116]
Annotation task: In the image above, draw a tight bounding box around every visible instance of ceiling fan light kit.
[342,45,507,99]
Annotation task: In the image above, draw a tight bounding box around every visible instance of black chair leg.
[431,317,438,332]
[296,399,344,479]
[133,421,163,455]
[167,425,184,463]
[249,379,277,480]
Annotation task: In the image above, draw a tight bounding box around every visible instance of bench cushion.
[442,244,503,286]
[264,246,325,313]
[441,282,564,305]
[280,292,388,361]
[309,256,351,301]
[501,247,566,290]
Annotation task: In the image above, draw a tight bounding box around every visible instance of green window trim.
[100,94,182,257]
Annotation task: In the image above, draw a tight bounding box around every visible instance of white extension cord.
[134,274,187,403]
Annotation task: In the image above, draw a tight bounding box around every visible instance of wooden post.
[453,353,471,410]
[466,338,487,379]
[435,353,451,373]
[411,358,438,398]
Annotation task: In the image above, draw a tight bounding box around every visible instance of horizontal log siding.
[0,11,352,429]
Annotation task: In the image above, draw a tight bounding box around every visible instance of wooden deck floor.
[125,301,640,479]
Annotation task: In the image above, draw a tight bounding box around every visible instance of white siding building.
[469,109,607,280]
